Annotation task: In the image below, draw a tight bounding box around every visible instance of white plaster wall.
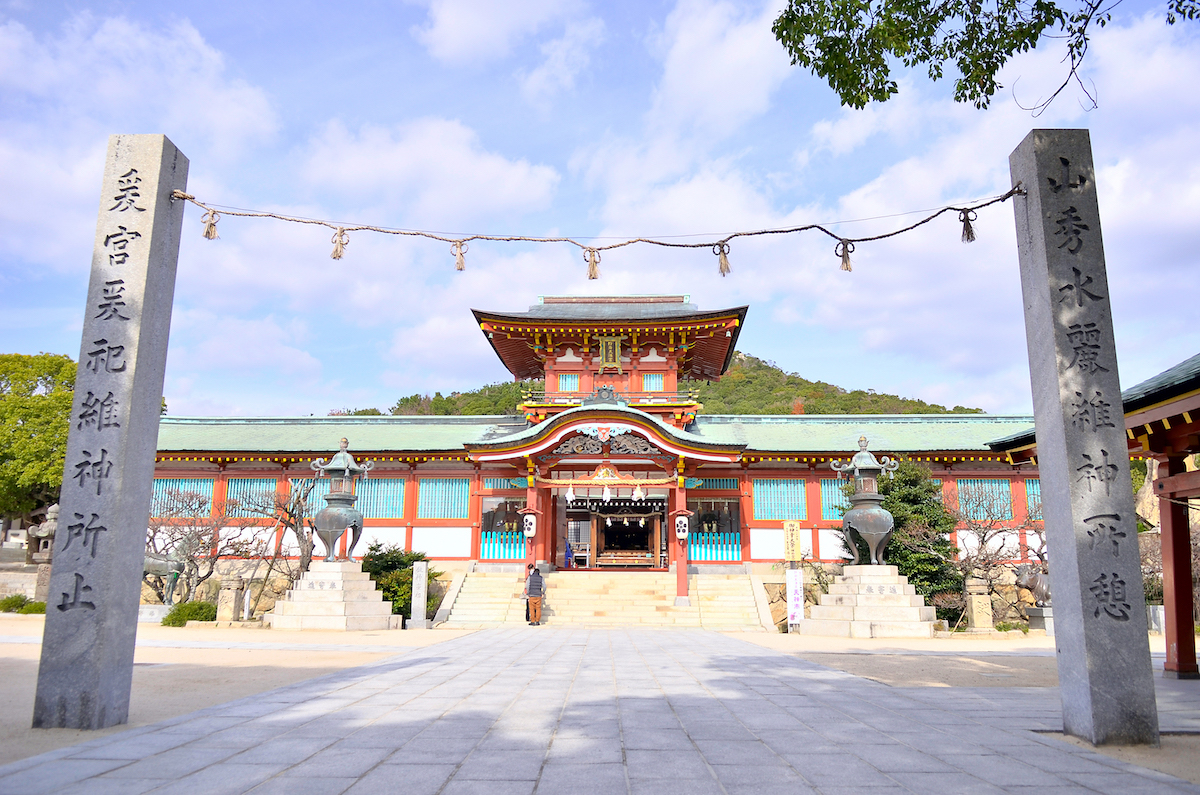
[817,528,853,560]
[750,528,785,560]
[411,526,472,558]
[357,526,406,555]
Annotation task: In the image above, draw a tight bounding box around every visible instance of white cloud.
[648,0,792,140]
[0,16,276,159]
[0,15,277,272]
[413,0,580,63]
[301,119,560,226]
[519,17,606,106]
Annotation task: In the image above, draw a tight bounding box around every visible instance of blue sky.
[2,0,1197,417]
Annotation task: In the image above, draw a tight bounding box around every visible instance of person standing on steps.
[524,564,544,626]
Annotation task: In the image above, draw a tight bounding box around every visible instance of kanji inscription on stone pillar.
[1010,129,1158,745]
[33,135,188,730]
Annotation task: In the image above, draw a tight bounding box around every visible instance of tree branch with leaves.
[773,0,1197,110]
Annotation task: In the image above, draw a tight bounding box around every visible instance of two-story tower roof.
[473,295,748,427]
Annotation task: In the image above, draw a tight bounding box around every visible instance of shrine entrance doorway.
[563,496,668,569]
[593,515,660,568]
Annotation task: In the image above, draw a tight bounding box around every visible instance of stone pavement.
[1,628,1198,795]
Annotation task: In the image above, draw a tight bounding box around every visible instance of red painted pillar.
[674,485,689,603]
[1160,455,1198,678]
[1011,473,1029,560]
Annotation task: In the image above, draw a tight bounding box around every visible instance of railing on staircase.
[688,531,742,561]
[481,529,524,559]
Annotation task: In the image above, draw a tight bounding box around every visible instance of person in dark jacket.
[524,564,544,625]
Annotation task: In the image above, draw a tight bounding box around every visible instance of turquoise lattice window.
[417,478,470,519]
[225,478,278,517]
[151,478,215,516]
[820,479,850,520]
[753,479,806,520]
[1025,479,1042,520]
[957,478,1013,520]
[642,373,664,392]
[358,478,406,518]
[558,373,579,392]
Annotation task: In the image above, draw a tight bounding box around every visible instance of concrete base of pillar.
[674,596,691,607]
[1162,669,1200,680]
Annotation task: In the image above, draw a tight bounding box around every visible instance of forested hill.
[682,353,983,415]
[331,352,982,417]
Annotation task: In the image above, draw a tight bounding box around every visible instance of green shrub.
[1144,573,1164,605]
[362,543,442,618]
[17,601,45,614]
[162,601,217,626]
[995,621,1029,633]
[0,594,29,612]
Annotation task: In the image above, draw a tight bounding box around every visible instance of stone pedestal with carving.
[800,565,937,638]
[216,578,245,622]
[271,562,396,631]
[965,578,995,633]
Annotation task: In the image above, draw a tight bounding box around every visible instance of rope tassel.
[713,242,731,276]
[331,228,349,260]
[201,209,220,240]
[836,240,854,272]
[451,240,468,271]
[584,248,601,280]
[959,209,978,243]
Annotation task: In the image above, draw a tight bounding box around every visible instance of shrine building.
[152,296,1043,604]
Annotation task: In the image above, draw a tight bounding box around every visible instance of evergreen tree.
[877,458,963,617]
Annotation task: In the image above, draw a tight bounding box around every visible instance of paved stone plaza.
[2,629,1198,794]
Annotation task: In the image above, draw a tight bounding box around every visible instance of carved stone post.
[1010,129,1158,745]
[33,135,188,729]
[410,560,429,629]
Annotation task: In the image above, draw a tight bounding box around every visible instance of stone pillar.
[216,578,246,622]
[1010,129,1158,745]
[33,135,188,730]
[1158,455,1198,678]
[410,560,429,629]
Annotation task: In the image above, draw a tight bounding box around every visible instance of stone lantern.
[310,438,374,562]
[830,436,898,565]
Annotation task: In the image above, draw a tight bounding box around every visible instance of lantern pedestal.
[270,561,399,631]
[800,565,938,638]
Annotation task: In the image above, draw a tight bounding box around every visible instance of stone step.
[795,619,936,638]
[285,590,385,603]
[827,583,917,596]
[274,600,393,617]
[820,594,925,607]
[810,604,936,622]
[271,614,395,631]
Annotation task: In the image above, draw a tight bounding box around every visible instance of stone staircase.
[438,571,526,627]
[270,561,397,631]
[799,564,937,638]
[440,570,764,630]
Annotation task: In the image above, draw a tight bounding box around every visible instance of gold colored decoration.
[597,335,625,374]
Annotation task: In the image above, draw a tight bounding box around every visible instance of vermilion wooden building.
[153,296,1043,604]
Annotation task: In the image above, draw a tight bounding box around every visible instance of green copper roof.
[989,351,1200,451]
[467,401,743,452]
[157,416,526,453]
[158,412,1034,455]
[1121,351,1200,413]
[693,414,1035,453]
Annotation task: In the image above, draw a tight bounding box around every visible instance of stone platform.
[3,628,1198,794]
[270,561,398,631]
[800,564,938,638]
